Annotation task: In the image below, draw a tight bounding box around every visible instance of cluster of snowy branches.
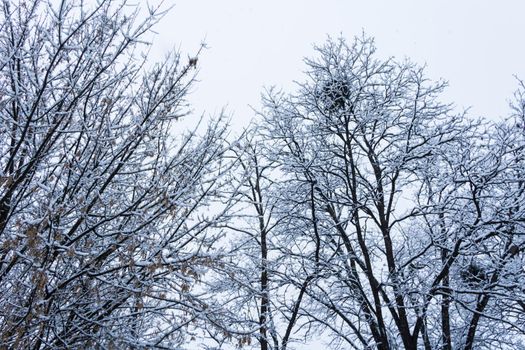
[0,1,524,349]
[0,1,233,348]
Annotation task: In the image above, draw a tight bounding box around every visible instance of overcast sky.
[150,0,525,130]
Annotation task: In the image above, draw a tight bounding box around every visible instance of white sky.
[151,0,525,129]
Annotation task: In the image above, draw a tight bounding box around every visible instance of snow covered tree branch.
[0,1,232,348]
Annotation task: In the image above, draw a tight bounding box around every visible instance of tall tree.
[206,134,315,350]
[0,0,231,348]
[251,36,525,349]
